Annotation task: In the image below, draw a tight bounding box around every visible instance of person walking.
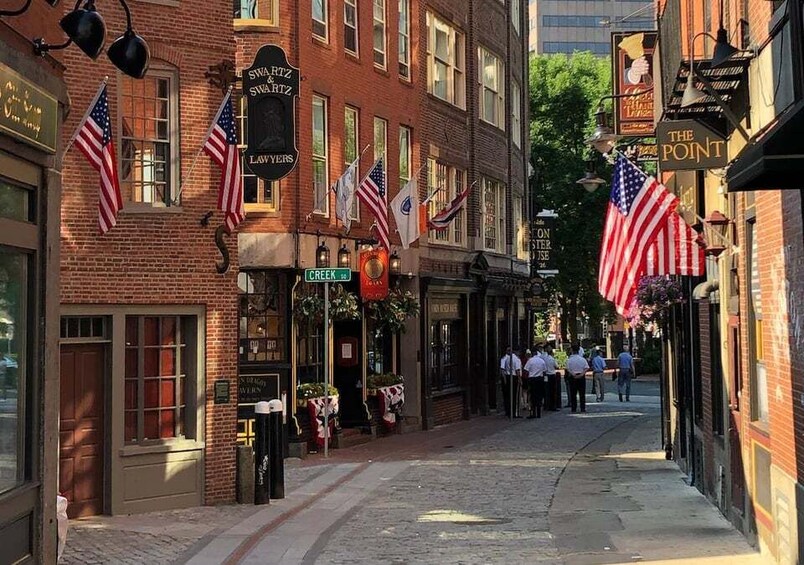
[591,348,607,402]
[519,348,531,415]
[500,346,522,417]
[543,346,559,411]
[617,345,635,402]
[523,348,547,418]
[566,346,590,413]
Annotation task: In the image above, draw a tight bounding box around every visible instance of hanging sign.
[612,31,656,136]
[531,210,558,276]
[656,120,727,171]
[359,248,389,301]
[243,44,300,181]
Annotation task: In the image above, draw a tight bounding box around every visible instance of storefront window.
[0,180,29,222]
[366,323,392,375]
[238,271,287,362]
[430,320,461,390]
[124,316,195,443]
[297,334,323,385]
[0,250,26,494]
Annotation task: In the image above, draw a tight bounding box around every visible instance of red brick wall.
[59,0,238,503]
[433,392,465,426]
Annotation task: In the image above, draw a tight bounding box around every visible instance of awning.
[726,99,804,190]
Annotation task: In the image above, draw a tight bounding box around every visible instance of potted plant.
[366,288,420,334]
[296,382,339,408]
[366,373,404,395]
[293,283,360,332]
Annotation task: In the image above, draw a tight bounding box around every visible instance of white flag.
[390,178,420,249]
[335,160,358,231]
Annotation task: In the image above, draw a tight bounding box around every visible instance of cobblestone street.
[61,380,767,564]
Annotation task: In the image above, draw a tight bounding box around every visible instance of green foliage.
[293,283,360,332]
[529,52,613,339]
[297,382,339,400]
[366,288,420,334]
[366,373,404,390]
[553,349,568,369]
[639,343,662,374]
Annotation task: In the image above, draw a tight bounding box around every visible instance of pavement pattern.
[60,379,769,565]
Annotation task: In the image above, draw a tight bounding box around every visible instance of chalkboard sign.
[238,373,280,405]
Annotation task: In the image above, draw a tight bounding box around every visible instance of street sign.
[304,268,352,283]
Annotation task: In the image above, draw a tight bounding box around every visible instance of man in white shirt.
[542,346,559,411]
[500,347,522,418]
[523,351,547,418]
[566,346,590,413]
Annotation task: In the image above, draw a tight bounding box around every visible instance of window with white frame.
[373,0,387,68]
[119,68,179,206]
[236,93,277,211]
[479,46,505,129]
[233,0,278,25]
[513,195,528,260]
[426,12,465,108]
[482,177,506,252]
[312,95,328,215]
[344,0,358,55]
[344,106,360,220]
[312,0,327,40]
[399,126,412,187]
[511,81,522,148]
[511,0,520,35]
[373,116,387,169]
[427,158,466,246]
[398,0,411,79]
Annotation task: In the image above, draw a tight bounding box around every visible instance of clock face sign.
[360,249,389,301]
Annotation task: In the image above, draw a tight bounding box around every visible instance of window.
[513,195,528,260]
[236,93,278,211]
[511,81,522,148]
[120,69,179,206]
[479,46,505,129]
[373,0,387,68]
[312,0,327,40]
[399,126,412,187]
[398,0,411,78]
[483,177,506,252]
[344,106,360,220]
[511,0,520,35]
[238,271,287,362]
[0,250,26,494]
[312,95,328,215]
[374,116,387,168]
[233,0,278,25]
[124,316,196,443]
[430,320,461,390]
[747,218,767,423]
[344,0,358,55]
[426,11,465,108]
[427,158,466,246]
[60,316,106,340]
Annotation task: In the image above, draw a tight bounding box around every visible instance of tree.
[529,52,613,343]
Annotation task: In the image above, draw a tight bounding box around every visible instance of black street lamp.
[576,155,607,192]
[316,237,330,268]
[585,90,653,154]
[389,249,401,276]
[337,244,351,269]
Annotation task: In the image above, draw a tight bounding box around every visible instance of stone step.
[333,428,374,449]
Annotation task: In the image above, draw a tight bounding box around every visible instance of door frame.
[59,322,111,516]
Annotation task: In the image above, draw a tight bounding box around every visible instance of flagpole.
[63,77,109,157]
[173,86,234,204]
[307,144,373,223]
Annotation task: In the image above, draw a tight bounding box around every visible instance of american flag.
[645,212,706,277]
[428,182,472,231]
[73,84,123,235]
[598,156,678,315]
[357,158,389,249]
[203,91,244,233]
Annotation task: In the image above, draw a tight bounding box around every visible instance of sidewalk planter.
[306,395,339,448]
[376,384,404,432]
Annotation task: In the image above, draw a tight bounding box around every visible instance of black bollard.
[253,401,271,505]
[267,399,285,499]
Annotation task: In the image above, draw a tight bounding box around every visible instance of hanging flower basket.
[630,275,685,328]
[293,283,360,332]
[366,288,420,334]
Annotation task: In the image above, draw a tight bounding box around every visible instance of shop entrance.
[59,343,105,518]
[334,319,364,427]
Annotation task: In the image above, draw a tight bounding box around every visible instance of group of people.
[499,344,636,418]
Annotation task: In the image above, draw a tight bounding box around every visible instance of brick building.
[232,0,530,443]
[0,3,66,561]
[57,0,238,517]
[655,0,804,561]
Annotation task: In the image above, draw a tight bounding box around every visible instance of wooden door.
[727,318,746,515]
[60,343,105,518]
